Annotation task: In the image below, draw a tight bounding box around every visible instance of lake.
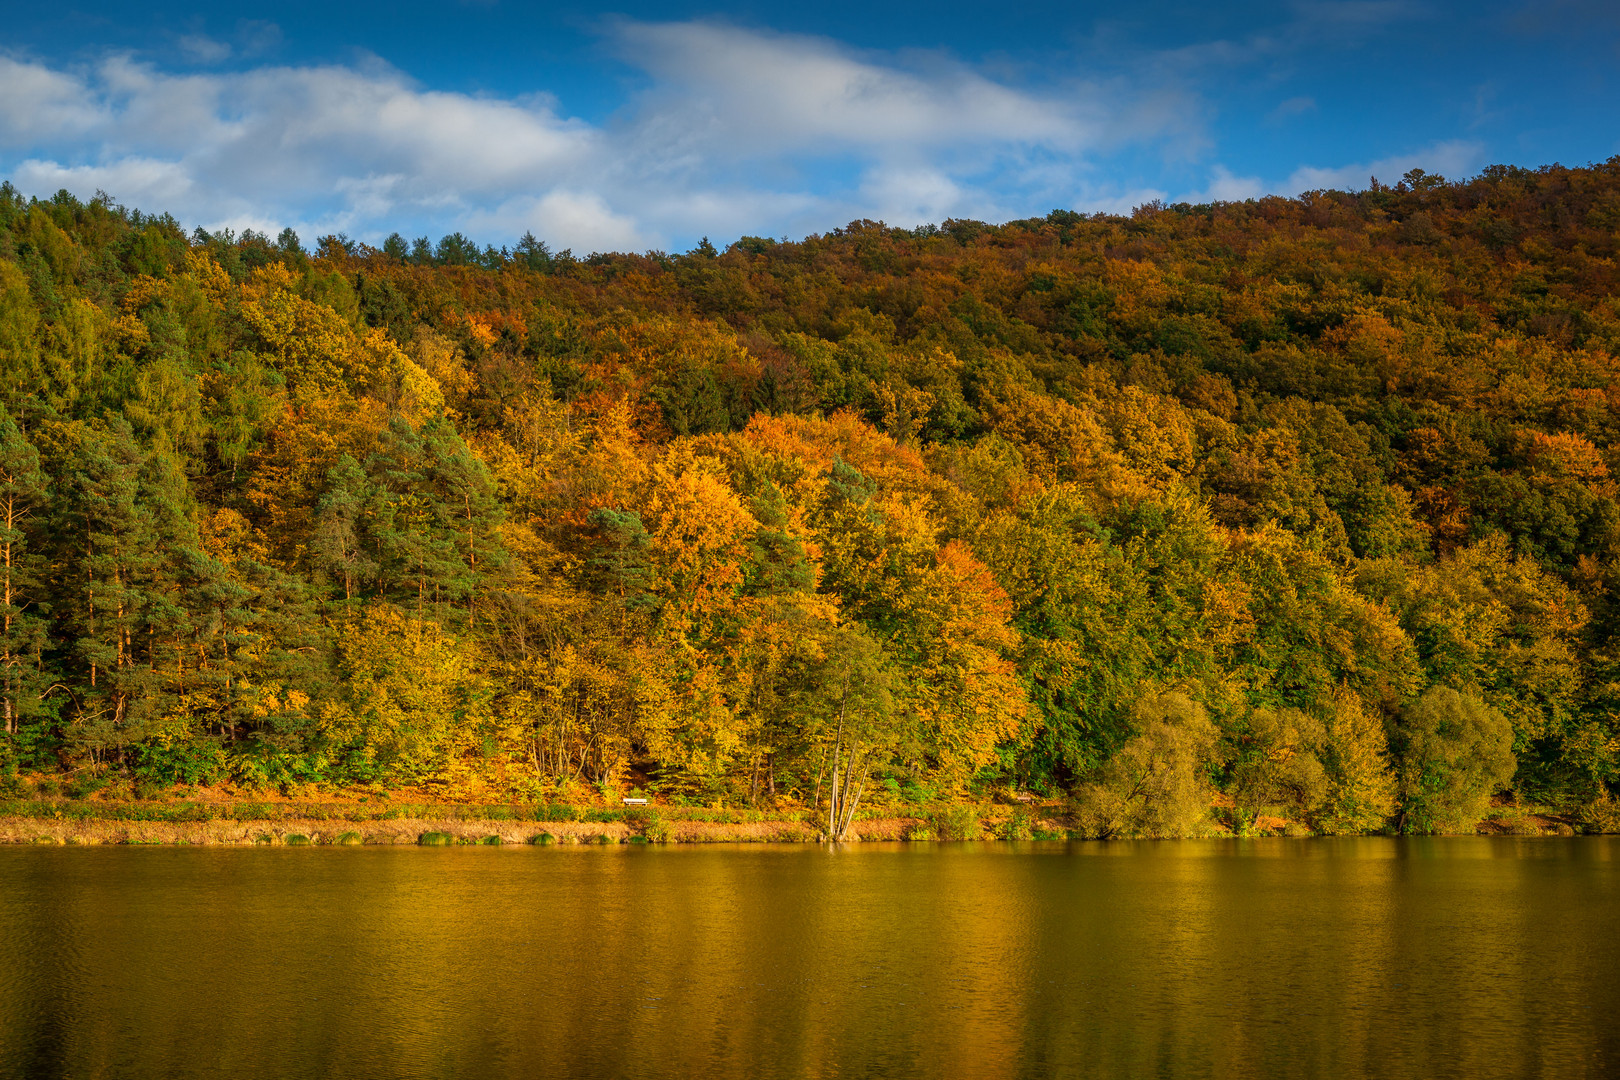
[0,838,1615,1079]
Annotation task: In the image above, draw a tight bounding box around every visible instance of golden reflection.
[0,839,1615,1079]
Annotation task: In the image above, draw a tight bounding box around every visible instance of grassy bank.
[0,813,819,846]
[0,795,1605,845]
[0,797,1064,845]
[0,799,1056,848]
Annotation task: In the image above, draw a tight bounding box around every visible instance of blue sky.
[2,1,1617,253]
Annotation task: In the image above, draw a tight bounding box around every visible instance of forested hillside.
[2,160,1619,833]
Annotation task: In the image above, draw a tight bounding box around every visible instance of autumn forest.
[2,160,1620,836]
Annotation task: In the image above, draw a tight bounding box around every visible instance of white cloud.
[0,51,600,240]
[592,21,1193,239]
[11,157,197,209]
[1285,139,1485,192]
[614,21,1099,155]
[1,22,1171,249]
[466,191,646,253]
[1164,143,1485,208]
[630,188,828,247]
[177,35,232,65]
[0,19,1486,252]
[0,57,105,142]
[1182,165,1266,203]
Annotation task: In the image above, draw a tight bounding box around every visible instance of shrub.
[336,831,363,845]
[1396,687,1516,834]
[624,808,675,842]
[65,773,108,800]
[903,822,933,841]
[418,831,454,846]
[1578,793,1620,835]
[133,735,225,787]
[931,805,981,840]
[900,779,936,805]
[998,809,1034,840]
[285,834,312,846]
[1311,696,1397,835]
[1071,691,1218,839]
[529,832,556,845]
[1229,708,1329,830]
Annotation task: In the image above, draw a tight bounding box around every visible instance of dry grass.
[19,799,1579,843]
[0,812,1079,845]
[0,793,1073,846]
[0,816,636,846]
[845,817,910,841]
[0,815,847,846]
[668,819,819,843]
[1477,812,1578,837]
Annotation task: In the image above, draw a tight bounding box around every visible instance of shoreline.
[0,806,1590,845]
[0,813,1019,846]
[0,815,821,846]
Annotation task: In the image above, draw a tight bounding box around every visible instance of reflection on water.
[0,838,1616,1079]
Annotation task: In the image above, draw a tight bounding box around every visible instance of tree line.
[0,159,1618,834]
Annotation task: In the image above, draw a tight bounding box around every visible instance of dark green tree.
[0,406,50,737]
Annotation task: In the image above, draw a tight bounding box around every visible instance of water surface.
[0,837,1615,1079]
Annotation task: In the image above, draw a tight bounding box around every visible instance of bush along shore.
[0,787,1612,845]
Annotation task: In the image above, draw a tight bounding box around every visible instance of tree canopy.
[2,160,1619,830]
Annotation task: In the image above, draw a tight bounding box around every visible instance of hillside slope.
[1,161,1617,833]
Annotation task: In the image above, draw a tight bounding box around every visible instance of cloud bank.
[0,20,1487,251]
